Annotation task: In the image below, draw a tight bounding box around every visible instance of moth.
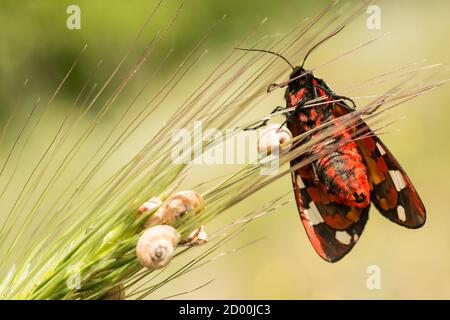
[238,30,426,262]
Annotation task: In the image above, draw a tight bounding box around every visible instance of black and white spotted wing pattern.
[291,166,370,263]
[333,103,426,229]
[356,130,426,228]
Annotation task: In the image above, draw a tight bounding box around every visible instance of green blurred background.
[0,0,449,299]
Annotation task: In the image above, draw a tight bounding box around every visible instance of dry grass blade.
[0,0,445,300]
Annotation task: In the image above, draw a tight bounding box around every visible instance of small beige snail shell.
[181,225,208,246]
[138,197,164,228]
[138,197,163,214]
[143,208,164,228]
[136,225,180,270]
[162,191,205,225]
[102,283,125,300]
[257,124,292,155]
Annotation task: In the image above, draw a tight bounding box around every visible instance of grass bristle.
[0,1,445,299]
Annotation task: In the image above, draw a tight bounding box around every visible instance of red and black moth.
[238,30,426,262]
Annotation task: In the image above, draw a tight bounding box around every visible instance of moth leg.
[314,80,357,109]
[278,120,287,129]
[311,162,320,184]
[333,95,357,109]
[244,105,285,131]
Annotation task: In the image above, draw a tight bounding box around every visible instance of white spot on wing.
[397,205,406,222]
[376,142,386,155]
[389,170,406,192]
[335,231,352,245]
[305,201,324,225]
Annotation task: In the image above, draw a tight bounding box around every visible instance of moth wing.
[291,166,369,263]
[334,102,426,228]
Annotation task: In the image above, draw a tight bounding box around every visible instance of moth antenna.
[235,47,295,70]
[300,25,345,68]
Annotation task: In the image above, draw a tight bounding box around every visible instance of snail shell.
[136,225,180,270]
[162,191,205,225]
[102,283,125,300]
[139,197,164,228]
[257,124,292,155]
[143,208,164,228]
[181,225,208,246]
[139,197,163,213]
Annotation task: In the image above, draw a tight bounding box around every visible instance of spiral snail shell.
[139,197,164,228]
[136,225,180,270]
[257,124,293,155]
[181,225,208,246]
[161,191,205,225]
[138,197,163,214]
